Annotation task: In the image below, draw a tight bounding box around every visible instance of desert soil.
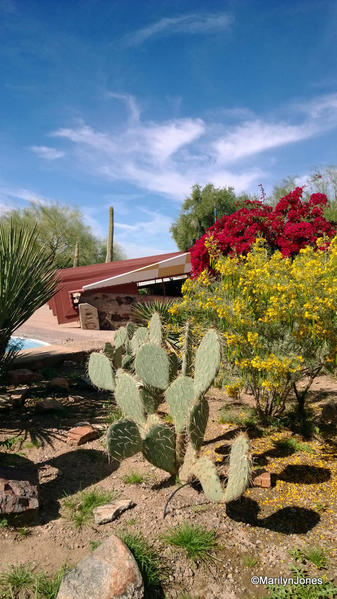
[0,363,337,599]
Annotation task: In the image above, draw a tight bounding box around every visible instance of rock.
[252,470,271,488]
[93,500,135,525]
[56,534,144,599]
[67,425,99,446]
[7,369,43,385]
[35,398,62,413]
[0,466,39,514]
[48,377,70,391]
[79,303,100,330]
[321,400,337,423]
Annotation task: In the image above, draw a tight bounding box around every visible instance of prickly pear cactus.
[98,312,251,505]
[143,423,177,474]
[194,329,221,398]
[165,376,194,433]
[135,343,170,390]
[115,370,146,426]
[107,418,142,460]
[88,352,115,391]
[149,312,162,346]
[224,433,252,503]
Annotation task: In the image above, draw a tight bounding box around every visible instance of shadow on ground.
[226,497,320,534]
[38,449,119,522]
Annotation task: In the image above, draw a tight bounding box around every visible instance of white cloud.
[213,120,311,164]
[30,145,65,160]
[123,12,233,47]
[44,92,337,202]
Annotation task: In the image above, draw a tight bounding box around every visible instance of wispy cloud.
[30,145,65,160]
[47,92,337,202]
[123,12,233,47]
[213,120,310,164]
[0,186,55,207]
[106,92,141,123]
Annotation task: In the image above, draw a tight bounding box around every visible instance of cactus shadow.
[203,428,240,446]
[226,497,320,534]
[277,464,330,484]
[38,449,119,523]
[151,474,176,491]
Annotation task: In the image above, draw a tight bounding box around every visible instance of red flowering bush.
[190,187,335,276]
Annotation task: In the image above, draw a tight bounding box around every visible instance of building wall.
[79,290,178,330]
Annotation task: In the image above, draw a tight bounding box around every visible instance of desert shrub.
[171,237,337,417]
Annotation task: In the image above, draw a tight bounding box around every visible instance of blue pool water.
[7,337,50,351]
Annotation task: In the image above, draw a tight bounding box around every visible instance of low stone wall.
[79,291,177,330]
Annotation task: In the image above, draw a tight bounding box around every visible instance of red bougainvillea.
[190,188,336,277]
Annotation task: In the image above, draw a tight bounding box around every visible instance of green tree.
[1,202,126,269]
[0,222,57,377]
[170,184,249,251]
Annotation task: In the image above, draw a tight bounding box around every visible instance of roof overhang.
[83,252,191,291]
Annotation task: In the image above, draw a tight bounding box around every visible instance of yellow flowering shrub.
[170,237,337,417]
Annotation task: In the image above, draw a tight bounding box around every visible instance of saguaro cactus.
[88,313,252,504]
[105,206,114,263]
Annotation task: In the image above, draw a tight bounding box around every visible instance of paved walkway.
[15,305,115,348]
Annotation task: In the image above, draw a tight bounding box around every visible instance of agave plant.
[0,222,57,376]
[131,299,180,326]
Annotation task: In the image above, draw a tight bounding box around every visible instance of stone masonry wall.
[79,291,178,330]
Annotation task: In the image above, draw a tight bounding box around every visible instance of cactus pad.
[149,312,162,346]
[88,352,115,391]
[194,329,220,397]
[189,397,209,450]
[135,343,169,389]
[143,423,177,474]
[126,322,136,339]
[182,321,193,377]
[106,418,142,461]
[130,326,148,355]
[224,433,251,503]
[193,456,223,502]
[168,352,179,382]
[103,342,115,360]
[114,326,127,349]
[165,376,195,433]
[115,370,146,426]
[139,386,163,415]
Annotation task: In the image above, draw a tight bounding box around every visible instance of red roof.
[48,251,185,324]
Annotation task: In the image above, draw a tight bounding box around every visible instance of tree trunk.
[105,206,114,263]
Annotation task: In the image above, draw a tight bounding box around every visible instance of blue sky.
[1,0,337,257]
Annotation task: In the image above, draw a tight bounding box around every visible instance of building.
[48,251,191,329]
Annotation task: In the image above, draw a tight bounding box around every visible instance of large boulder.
[57,535,144,599]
